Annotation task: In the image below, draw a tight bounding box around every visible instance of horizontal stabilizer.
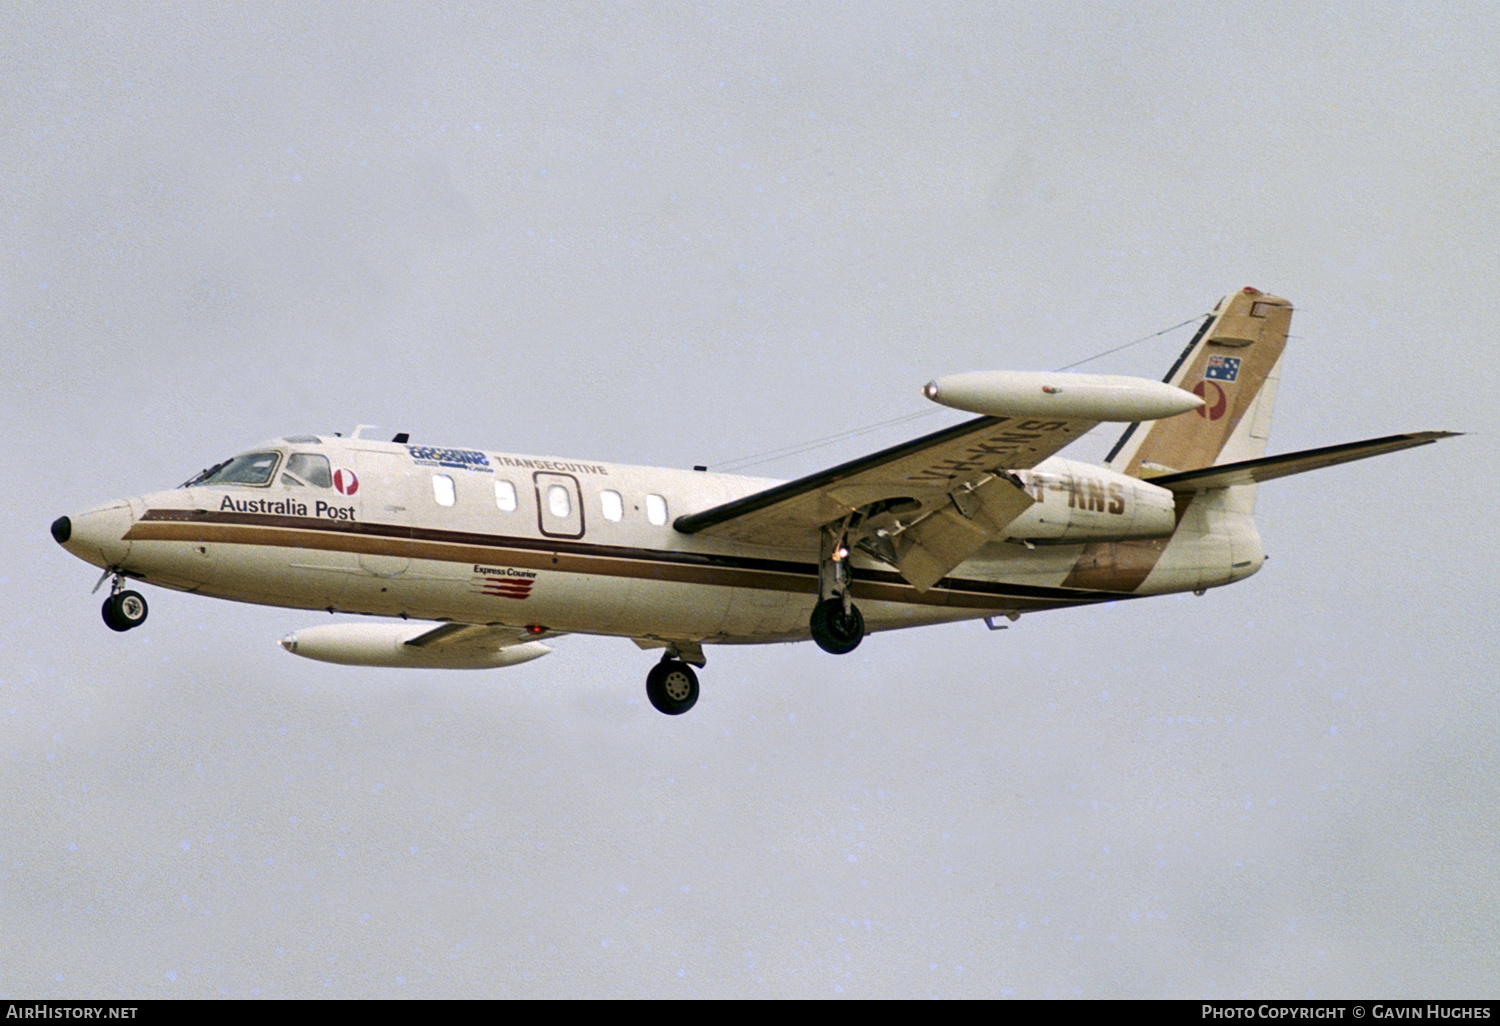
[1149,431,1460,493]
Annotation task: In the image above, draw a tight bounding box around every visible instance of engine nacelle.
[1004,458,1177,543]
[279,623,551,669]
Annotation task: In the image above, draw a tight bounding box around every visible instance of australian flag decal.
[1205,355,1241,382]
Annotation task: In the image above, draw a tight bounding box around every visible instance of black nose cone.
[50,516,71,544]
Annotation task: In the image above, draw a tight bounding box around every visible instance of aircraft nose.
[57,502,135,569]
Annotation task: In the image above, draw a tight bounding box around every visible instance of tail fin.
[1106,288,1291,477]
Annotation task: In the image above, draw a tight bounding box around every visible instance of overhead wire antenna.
[713,314,1204,473]
[1051,314,1206,372]
[715,408,944,473]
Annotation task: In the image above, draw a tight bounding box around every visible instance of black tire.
[102,590,148,632]
[646,659,700,716]
[809,597,864,655]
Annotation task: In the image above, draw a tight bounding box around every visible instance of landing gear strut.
[645,653,700,716]
[100,574,148,632]
[810,522,865,655]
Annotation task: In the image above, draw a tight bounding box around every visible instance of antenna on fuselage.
[351,424,381,440]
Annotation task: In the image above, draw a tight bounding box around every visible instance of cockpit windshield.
[282,453,332,488]
[181,451,282,488]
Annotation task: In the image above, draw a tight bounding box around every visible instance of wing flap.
[1149,431,1460,492]
[893,474,1037,590]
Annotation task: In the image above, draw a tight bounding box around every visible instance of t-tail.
[1106,287,1291,477]
[1083,287,1457,598]
[1054,288,1295,597]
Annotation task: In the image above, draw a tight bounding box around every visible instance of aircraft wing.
[1148,431,1460,492]
[402,621,542,650]
[675,413,1098,588]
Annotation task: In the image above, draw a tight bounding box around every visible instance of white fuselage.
[63,434,1263,648]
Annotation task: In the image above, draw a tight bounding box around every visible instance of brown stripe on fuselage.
[126,508,1135,613]
[1060,489,1196,591]
[1060,537,1169,591]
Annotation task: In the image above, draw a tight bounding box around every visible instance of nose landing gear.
[99,573,148,632]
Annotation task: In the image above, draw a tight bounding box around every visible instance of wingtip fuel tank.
[280,624,552,670]
[922,371,1205,422]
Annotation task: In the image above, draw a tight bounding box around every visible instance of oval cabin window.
[548,484,571,518]
[494,479,517,512]
[601,489,623,522]
[432,474,456,507]
[646,493,668,526]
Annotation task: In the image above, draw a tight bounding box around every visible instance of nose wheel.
[99,571,148,632]
[102,589,148,632]
[645,655,700,716]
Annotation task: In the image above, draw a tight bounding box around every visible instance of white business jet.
[52,289,1454,714]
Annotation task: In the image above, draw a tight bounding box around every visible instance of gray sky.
[2,1,1495,998]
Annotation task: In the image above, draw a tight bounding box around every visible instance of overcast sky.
[2,1,1495,998]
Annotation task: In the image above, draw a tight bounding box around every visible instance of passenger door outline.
[353,450,413,577]
[534,472,585,539]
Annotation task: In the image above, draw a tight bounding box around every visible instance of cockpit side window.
[283,453,332,488]
[190,451,282,487]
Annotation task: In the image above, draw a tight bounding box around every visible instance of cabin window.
[432,474,456,507]
[548,484,571,519]
[283,453,332,488]
[646,493,668,526]
[192,451,281,487]
[600,489,623,522]
[495,479,518,512]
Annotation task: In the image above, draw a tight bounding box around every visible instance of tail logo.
[1192,380,1228,420]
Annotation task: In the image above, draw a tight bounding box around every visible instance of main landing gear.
[810,523,865,655]
[100,573,148,633]
[645,652,700,716]
[810,597,864,655]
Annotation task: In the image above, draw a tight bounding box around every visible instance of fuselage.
[55,433,1263,647]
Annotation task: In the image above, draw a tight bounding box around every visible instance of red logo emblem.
[1192,379,1228,421]
[473,571,535,600]
[333,468,359,495]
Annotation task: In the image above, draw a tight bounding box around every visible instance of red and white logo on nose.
[333,468,359,496]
